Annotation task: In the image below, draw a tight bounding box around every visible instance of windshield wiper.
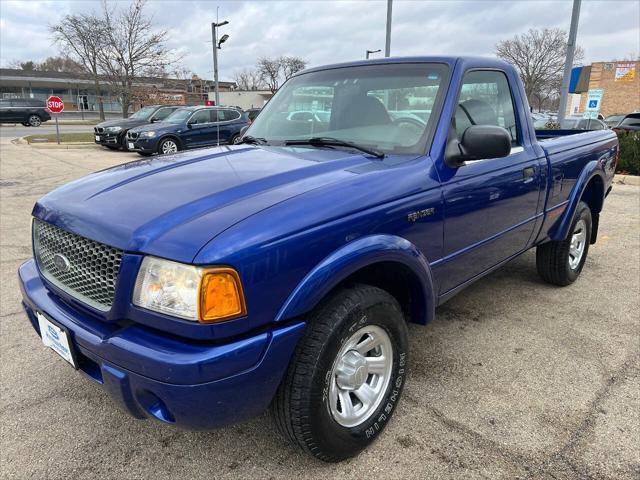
[237,135,268,145]
[284,137,385,159]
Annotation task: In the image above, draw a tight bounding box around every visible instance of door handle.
[523,166,536,183]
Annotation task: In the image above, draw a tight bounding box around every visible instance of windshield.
[246,63,448,155]
[164,108,193,124]
[129,106,157,120]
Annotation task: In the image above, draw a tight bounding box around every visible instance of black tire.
[28,115,42,127]
[271,284,408,462]
[105,145,119,150]
[536,201,592,286]
[229,134,240,145]
[137,152,153,157]
[120,134,129,151]
[22,122,30,127]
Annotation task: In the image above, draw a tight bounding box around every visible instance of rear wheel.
[158,138,179,155]
[229,134,240,145]
[271,284,408,462]
[28,115,42,127]
[536,201,592,286]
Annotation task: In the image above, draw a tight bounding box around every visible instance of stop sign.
[47,96,64,113]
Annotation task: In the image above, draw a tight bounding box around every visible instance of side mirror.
[445,125,511,168]
[186,122,193,129]
[150,118,158,123]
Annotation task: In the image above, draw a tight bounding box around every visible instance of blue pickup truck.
[19,57,617,462]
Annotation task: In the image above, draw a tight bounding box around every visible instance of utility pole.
[557,0,581,124]
[385,0,393,57]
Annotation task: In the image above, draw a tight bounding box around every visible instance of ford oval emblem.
[53,253,71,273]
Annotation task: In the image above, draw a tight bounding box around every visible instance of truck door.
[437,70,544,294]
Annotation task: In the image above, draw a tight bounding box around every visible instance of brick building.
[0,69,236,113]
[572,61,639,117]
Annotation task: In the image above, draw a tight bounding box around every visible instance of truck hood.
[33,145,375,263]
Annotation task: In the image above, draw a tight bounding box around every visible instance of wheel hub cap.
[327,325,393,428]
[568,219,586,270]
[335,351,369,391]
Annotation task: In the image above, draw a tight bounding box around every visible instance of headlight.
[132,256,246,323]
[105,126,122,133]
[140,131,156,138]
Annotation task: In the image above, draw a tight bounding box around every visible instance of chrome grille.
[33,220,123,311]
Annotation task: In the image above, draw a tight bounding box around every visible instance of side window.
[455,70,519,145]
[222,109,241,122]
[189,110,212,124]
[153,107,176,121]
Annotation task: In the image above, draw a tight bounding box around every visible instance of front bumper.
[125,136,157,153]
[94,131,122,147]
[18,259,304,429]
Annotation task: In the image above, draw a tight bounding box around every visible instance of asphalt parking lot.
[1,132,638,480]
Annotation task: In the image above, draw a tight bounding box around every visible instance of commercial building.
[210,90,273,110]
[0,68,236,113]
[569,60,639,117]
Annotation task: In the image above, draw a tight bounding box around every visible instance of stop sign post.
[47,96,64,144]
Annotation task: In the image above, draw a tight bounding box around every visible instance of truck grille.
[33,219,123,311]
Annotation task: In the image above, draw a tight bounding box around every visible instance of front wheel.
[271,284,408,462]
[21,122,30,127]
[28,115,42,127]
[536,201,592,286]
[158,138,179,155]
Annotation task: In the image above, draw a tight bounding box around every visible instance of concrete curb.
[614,174,640,186]
[28,143,98,150]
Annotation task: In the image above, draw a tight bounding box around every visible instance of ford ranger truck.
[19,57,618,462]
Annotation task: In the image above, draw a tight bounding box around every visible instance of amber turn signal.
[198,268,247,323]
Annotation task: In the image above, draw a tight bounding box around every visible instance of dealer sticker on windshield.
[37,312,77,368]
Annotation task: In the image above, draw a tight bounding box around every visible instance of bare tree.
[233,68,264,91]
[281,56,307,80]
[496,28,583,112]
[99,0,180,117]
[257,57,282,93]
[256,56,307,93]
[51,14,107,120]
[7,60,37,71]
[38,56,85,73]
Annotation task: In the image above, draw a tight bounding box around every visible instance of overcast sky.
[1,0,638,81]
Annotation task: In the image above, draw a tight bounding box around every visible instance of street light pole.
[211,20,229,106]
[384,0,393,57]
[557,0,582,124]
[366,49,381,59]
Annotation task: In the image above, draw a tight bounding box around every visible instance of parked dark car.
[126,106,249,155]
[0,98,51,126]
[94,105,180,150]
[613,112,640,132]
[245,107,262,122]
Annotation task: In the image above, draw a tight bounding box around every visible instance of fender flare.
[550,160,605,241]
[275,234,436,325]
